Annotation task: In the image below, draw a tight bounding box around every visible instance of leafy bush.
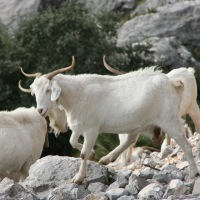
[0,22,23,110]
[13,1,121,75]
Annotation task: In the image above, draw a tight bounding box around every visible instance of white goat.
[112,67,200,166]
[0,107,47,182]
[19,57,199,184]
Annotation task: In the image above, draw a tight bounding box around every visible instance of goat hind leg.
[99,133,139,165]
[188,101,200,134]
[163,122,199,179]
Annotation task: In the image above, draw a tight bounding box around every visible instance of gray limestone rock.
[163,179,186,198]
[137,182,164,200]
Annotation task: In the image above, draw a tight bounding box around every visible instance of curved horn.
[18,80,31,93]
[46,56,75,80]
[20,67,42,78]
[103,55,123,75]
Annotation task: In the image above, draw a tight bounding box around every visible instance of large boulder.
[0,0,40,29]
[22,155,109,199]
[118,0,200,47]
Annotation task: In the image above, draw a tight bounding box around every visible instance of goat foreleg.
[70,131,95,160]
[71,130,98,184]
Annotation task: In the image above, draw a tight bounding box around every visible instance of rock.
[137,182,164,200]
[47,188,69,200]
[107,170,129,190]
[176,161,189,170]
[106,188,129,200]
[0,178,38,200]
[118,1,200,47]
[139,167,155,179]
[143,158,154,167]
[153,165,186,184]
[184,180,195,195]
[138,37,199,70]
[71,186,90,199]
[22,156,108,199]
[117,0,200,69]
[163,179,186,198]
[117,196,135,200]
[192,177,200,195]
[82,0,136,13]
[88,182,108,193]
[0,0,40,29]
[125,174,149,196]
[82,193,108,200]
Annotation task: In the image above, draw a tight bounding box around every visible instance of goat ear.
[51,81,61,101]
[30,85,34,96]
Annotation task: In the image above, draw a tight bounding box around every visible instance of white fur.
[48,104,68,137]
[0,107,47,182]
[28,67,198,184]
[117,67,200,167]
[160,67,200,150]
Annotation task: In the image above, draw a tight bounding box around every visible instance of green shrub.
[13,1,121,75]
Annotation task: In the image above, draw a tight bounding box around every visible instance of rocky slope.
[0,133,200,199]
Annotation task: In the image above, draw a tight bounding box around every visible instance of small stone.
[176,161,189,170]
[106,188,128,200]
[163,179,186,198]
[192,177,200,195]
[138,183,164,200]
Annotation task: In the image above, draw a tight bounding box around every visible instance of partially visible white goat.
[0,107,47,182]
[161,67,200,150]
[104,65,200,166]
[19,57,199,184]
[104,62,200,166]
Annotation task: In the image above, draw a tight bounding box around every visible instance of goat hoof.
[99,157,109,165]
[71,174,83,185]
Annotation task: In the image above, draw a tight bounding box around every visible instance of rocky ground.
[0,133,200,200]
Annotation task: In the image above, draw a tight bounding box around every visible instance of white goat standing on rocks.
[104,63,200,167]
[19,56,199,184]
[0,107,47,182]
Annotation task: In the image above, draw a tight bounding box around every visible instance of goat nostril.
[38,109,43,114]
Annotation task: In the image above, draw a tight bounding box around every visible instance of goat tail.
[170,78,184,88]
